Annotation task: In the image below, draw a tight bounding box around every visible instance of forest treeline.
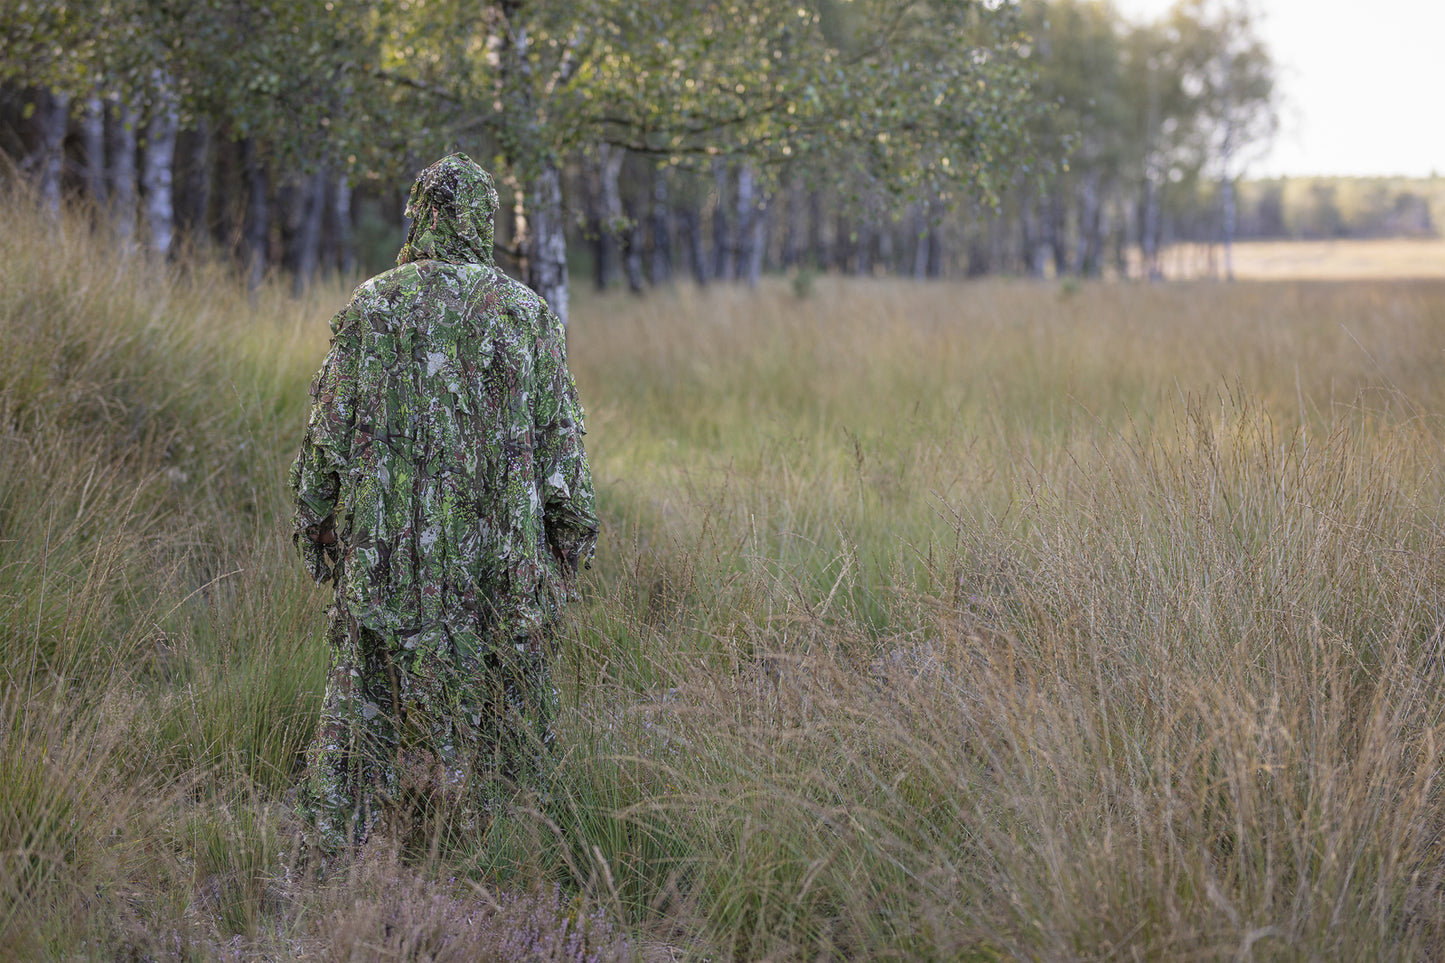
[4,0,1427,298]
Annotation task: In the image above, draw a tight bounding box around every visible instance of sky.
[1108,0,1445,179]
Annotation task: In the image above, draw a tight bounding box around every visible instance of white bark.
[34,89,70,215]
[107,99,139,248]
[333,174,355,275]
[141,74,179,257]
[290,170,326,294]
[1141,174,1162,281]
[1072,173,1101,276]
[680,207,707,286]
[735,162,755,283]
[745,198,768,288]
[81,96,105,205]
[780,179,803,269]
[241,139,268,291]
[649,166,671,285]
[911,204,929,279]
[525,160,570,327]
[711,159,732,281]
[597,143,624,289]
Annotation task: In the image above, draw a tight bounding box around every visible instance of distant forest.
[3,0,1438,293]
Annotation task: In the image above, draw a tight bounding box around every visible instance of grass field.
[6,193,1445,960]
[1145,237,1445,280]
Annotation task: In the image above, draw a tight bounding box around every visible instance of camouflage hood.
[396,152,498,267]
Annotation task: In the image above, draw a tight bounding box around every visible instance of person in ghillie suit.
[289,153,598,852]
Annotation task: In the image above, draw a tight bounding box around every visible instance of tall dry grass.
[5,188,1445,960]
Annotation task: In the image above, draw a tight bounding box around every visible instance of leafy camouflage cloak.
[291,152,597,644]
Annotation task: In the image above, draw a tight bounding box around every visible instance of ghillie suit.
[289,153,597,851]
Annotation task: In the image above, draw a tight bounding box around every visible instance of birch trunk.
[925,225,944,278]
[290,170,326,294]
[853,220,871,277]
[81,96,105,205]
[680,206,708,287]
[1221,176,1236,282]
[735,162,755,284]
[34,88,70,216]
[1072,173,1101,277]
[240,139,269,291]
[649,166,671,285]
[807,190,823,270]
[597,144,624,290]
[330,173,355,275]
[177,120,211,246]
[780,180,802,269]
[107,99,139,249]
[1048,192,1067,277]
[711,159,733,281]
[877,222,894,275]
[524,160,570,327]
[1141,174,1162,281]
[741,200,767,287]
[622,192,645,294]
[140,75,179,257]
[911,204,929,279]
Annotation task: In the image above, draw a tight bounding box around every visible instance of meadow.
[5,192,1445,961]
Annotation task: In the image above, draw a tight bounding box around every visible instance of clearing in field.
[1145,237,1445,280]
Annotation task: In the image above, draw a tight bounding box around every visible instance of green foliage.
[343,0,1046,206]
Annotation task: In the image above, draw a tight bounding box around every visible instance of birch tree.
[373,0,1043,323]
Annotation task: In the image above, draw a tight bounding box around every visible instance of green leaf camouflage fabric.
[289,153,598,851]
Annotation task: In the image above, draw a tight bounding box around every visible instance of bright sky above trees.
[1111,0,1445,178]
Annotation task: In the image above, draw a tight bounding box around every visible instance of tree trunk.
[966,229,990,277]
[81,96,105,206]
[596,144,624,290]
[1221,175,1236,282]
[1141,174,1162,281]
[781,180,802,269]
[749,200,771,284]
[853,219,871,277]
[807,189,823,270]
[140,75,179,257]
[711,159,733,281]
[32,88,70,215]
[911,204,929,279]
[326,172,355,276]
[1113,197,1131,280]
[288,169,326,294]
[735,162,755,284]
[1048,192,1067,277]
[1020,193,1047,278]
[679,205,707,287]
[649,166,671,285]
[1072,173,1101,277]
[240,139,269,291]
[176,120,211,248]
[107,98,139,249]
[622,191,645,294]
[523,160,570,327]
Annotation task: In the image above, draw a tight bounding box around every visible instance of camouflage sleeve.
[532,305,599,580]
[289,306,360,584]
